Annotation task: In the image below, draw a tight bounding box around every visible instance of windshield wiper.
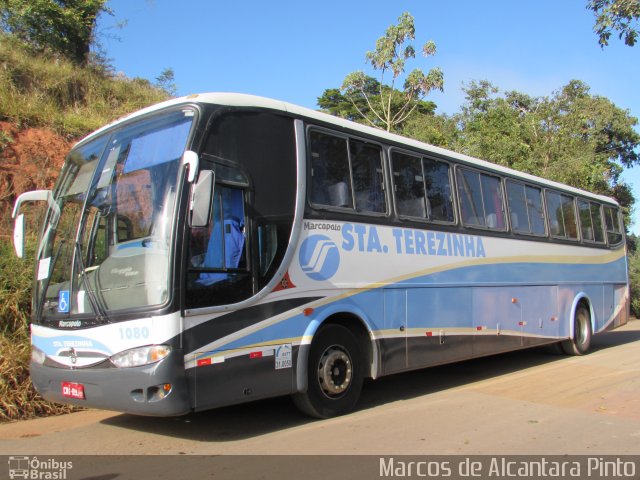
[74,241,109,322]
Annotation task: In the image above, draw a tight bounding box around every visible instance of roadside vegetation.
[0,31,170,421]
[0,34,169,137]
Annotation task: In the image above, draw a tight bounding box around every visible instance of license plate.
[61,382,85,400]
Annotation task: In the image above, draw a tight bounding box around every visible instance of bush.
[628,244,640,318]
[0,237,79,421]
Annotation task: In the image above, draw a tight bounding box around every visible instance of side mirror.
[190,170,214,227]
[13,213,25,258]
[12,190,59,259]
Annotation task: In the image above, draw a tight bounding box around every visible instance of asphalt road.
[1,320,639,458]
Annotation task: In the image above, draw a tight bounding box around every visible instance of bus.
[12,93,629,419]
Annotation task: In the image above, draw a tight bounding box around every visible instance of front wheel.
[293,324,364,418]
[561,305,592,355]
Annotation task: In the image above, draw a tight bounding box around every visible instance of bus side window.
[310,131,352,208]
[562,195,579,239]
[525,185,546,235]
[350,140,385,213]
[309,130,386,214]
[578,199,595,242]
[423,158,454,223]
[456,168,505,230]
[506,181,545,236]
[603,205,623,245]
[591,203,605,243]
[546,191,578,240]
[392,151,426,218]
[506,180,529,233]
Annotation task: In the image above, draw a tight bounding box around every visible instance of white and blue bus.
[12,93,629,418]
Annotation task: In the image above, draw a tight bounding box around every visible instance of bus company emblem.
[299,234,340,281]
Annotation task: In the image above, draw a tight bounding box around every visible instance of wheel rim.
[317,345,353,398]
[576,311,589,346]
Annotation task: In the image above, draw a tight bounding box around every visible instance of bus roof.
[79,92,619,206]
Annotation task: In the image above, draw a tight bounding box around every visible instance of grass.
[0,237,80,422]
[0,34,170,137]
[0,323,78,421]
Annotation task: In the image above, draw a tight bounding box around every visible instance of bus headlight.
[31,345,46,365]
[110,345,171,368]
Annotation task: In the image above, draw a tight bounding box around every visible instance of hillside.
[0,34,170,233]
[0,34,171,421]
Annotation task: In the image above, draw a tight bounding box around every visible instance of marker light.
[148,383,173,402]
[110,345,171,368]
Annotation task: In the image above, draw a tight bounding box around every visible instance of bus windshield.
[36,108,195,323]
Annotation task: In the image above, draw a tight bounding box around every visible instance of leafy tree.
[338,12,443,132]
[0,0,111,65]
[627,234,640,316]
[588,0,640,46]
[453,79,640,220]
[317,76,436,128]
[400,111,458,148]
[155,67,177,97]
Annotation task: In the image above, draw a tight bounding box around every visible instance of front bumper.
[31,349,191,416]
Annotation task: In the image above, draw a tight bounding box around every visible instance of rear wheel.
[293,324,364,418]
[561,304,592,355]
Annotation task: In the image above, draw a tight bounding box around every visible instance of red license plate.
[61,382,85,400]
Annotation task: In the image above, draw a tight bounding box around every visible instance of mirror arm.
[12,190,59,219]
[182,150,199,183]
[12,190,58,259]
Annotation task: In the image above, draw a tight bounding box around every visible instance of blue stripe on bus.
[394,256,627,286]
[207,257,627,353]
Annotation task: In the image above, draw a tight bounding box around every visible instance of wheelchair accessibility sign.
[58,290,70,313]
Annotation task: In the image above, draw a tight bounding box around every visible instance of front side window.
[456,168,506,230]
[309,130,386,214]
[187,182,250,308]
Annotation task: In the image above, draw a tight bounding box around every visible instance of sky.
[99,0,640,232]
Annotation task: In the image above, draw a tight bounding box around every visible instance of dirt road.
[1,320,639,456]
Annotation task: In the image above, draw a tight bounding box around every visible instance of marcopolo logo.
[299,234,340,281]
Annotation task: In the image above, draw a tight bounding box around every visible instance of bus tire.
[561,305,592,355]
[292,324,364,419]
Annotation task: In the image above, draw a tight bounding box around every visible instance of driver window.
[191,187,246,275]
[186,184,251,309]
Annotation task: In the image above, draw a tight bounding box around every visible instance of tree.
[587,0,640,47]
[155,67,177,97]
[0,0,111,65]
[339,12,443,132]
[627,234,640,316]
[317,76,437,128]
[453,79,640,220]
